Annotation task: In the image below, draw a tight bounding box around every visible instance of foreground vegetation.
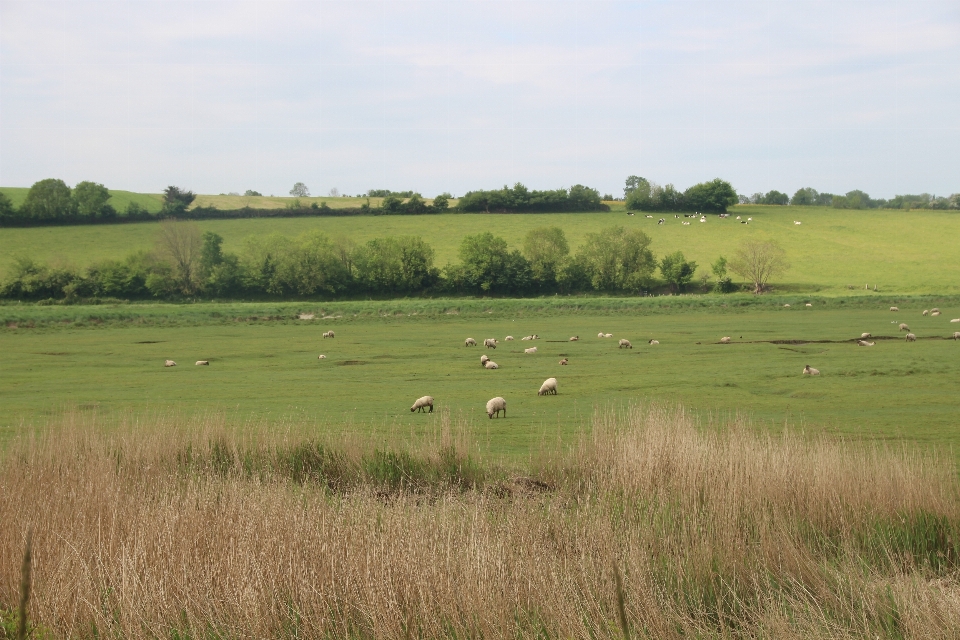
[2,406,959,638]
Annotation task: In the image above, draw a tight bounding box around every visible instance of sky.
[1,0,958,199]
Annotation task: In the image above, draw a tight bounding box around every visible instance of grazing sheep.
[465,338,477,347]
[747,217,752,221]
[802,365,820,376]
[953,332,960,340]
[480,355,490,366]
[505,336,514,341]
[923,310,929,316]
[486,396,506,418]
[318,354,326,359]
[905,333,917,342]
[524,347,538,354]
[484,360,499,369]
[932,311,941,317]
[805,303,812,307]
[860,333,872,339]
[931,308,940,313]
[195,360,209,366]
[649,339,659,345]
[720,337,732,344]
[794,221,802,225]
[618,339,632,349]
[484,338,498,349]
[164,360,177,367]
[899,323,910,332]
[410,395,434,413]
[890,306,899,312]
[951,319,960,323]
[784,304,791,307]
[857,340,875,347]
[736,216,741,220]
[569,336,579,341]
[559,358,569,365]
[322,330,335,339]
[598,332,604,338]
[538,378,558,396]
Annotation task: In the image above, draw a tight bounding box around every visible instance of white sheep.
[890,306,899,312]
[538,377,558,396]
[951,319,960,323]
[860,333,872,339]
[164,360,177,367]
[857,340,875,347]
[484,360,499,369]
[559,358,569,365]
[322,330,335,339]
[484,338,498,349]
[805,303,812,307]
[953,332,960,340]
[505,336,514,341]
[480,355,489,366]
[410,395,434,413]
[195,360,209,366]
[524,347,538,354]
[618,339,632,349]
[604,333,613,338]
[905,333,917,342]
[794,221,801,225]
[486,396,506,418]
[720,337,731,344]
[569,336,579,341]
[598,332,604,338]
[931,308,940,313]
[802,365,820,375]
[465,338,477,346]
[931,311,941,317]
[784,304,791,307]
[923,310,929,316]
[318,354,326,359]
[521,335,532,341]
[649,339,659,345]
[899,323,910,332]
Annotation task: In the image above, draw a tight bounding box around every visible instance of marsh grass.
[2,406,960,638]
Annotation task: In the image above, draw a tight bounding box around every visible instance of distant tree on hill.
[155,219,203,294]
[761,190,789,205]
[790,187,817,206]
[659,251,698,293]
[431,193,450,213]
[328,187,340,197]
[728,239,789,294]
[73,181,115,220]
[243,189,262,197]
[523,227,569,291]
[683,179,738,212]
[162,186,196,215]
[576,226,656,292]
[0,192,16,224]
[624,175,649,198]
[22,179,75,221]
[289,182,310,197]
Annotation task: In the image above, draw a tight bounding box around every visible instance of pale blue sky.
[1,0,958,198]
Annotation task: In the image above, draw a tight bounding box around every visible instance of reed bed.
[2,406,959,638]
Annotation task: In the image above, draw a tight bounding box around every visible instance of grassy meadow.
[3,205,959,295]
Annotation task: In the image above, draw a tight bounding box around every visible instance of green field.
[3,297,959,455]
[3,205,959,295]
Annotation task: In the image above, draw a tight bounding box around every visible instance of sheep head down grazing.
[410,396,434,413]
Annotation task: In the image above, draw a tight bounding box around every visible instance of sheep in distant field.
[618,339,632,349]
[951,319,960,323]
[484,360,499,369]
[480,355,489,366]
[899,323,910,332]
[932,311,941,317]
[484,338,498,349]
[524,347,538,354]
[861,333,872,339]
[410,396,434,413]
[953,332,960,340]
[323,331,335,339]
[164,360,177,367]
[805,303,812,307]
[905,333,917,342]
[603,333,613,338]
[504,336,514,341]
[784,304,791,308]
[195,360,209,366]
[932,308,940,313]
[649,339,659,345]
[598,332,604,338]
[720,337,732,344]
[890,306,899,312]
[794,221,802,225]
[318,354,326,359]
[486,396,506,418]
[465,338,477,346]
[538,378,558,396]
[569,336,579,341]
[802,365,820,375]
[559,358,569,365]
[923,310,929,316]
[521,335,532,341]
[858,340,875,347]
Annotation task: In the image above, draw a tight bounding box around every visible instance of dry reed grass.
[2,405,960,638]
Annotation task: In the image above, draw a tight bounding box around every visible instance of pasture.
[2,297,959,455]
[3,205,960,295]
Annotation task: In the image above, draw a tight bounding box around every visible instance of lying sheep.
[860,332,872,339]
[486,396,506,418]
[932,308,940,313]
[505,336,514,341]
[604,333,613,338]
[521,335,532,341]
[538,377,558,396]
[618,339,632,349]
[480,355,489,366]
[890,306,899,312]
[322,330,335,339]
[905,333,917,342]
[524,347,538,354]
[932,311,941,317]
[802,365,820,375]
[649,339,659,345]
[720,337,732,344]
[598,332,604,338]
[164,360,177,367]
[858,340,875,347]
[559,358,569,365]
[784,304,791,308]
[951,319,960,323]
[484,338,498,349]
[484,360,499,369]
[318,354,326,359]
[805,303,812,307]
[465,338,477,347]
[410,395,434,413]
[569,336,579,341]
[195,360,209,366]
[899,323,910,332]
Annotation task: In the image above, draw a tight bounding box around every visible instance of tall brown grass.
[2,405,960,638]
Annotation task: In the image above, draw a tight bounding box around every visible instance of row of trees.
[741,187,960,210]
[457,184,604,213]
[0,221,787,301]
[623,177,739,213]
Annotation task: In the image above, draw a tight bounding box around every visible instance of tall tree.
[576,226,656,292]
[155,219,203,294]
[659,251,698,293]
[22,179,75,221]
[162,186,196,215]
[289,182,310,197]
[73,181,112,220]
[522,227,569,289]
[683,179,738,212]
[728,239,789,294]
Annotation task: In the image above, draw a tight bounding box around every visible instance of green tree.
[728,239,789,294]
[624,175,649,198]
[244,189,262,197]
[289,182,310,197]
[73,181,112,220]
[522,227,569,290]
[155,219,203,294]
[199,232,225,278]
[683,179,738,212]
[711,256,734,293]
[624,179,653,210]
[575,226,656,292]
[567,184,602,211]
[0,192,16,224]
[761,190,789,205]
[431,193,450,213]
[353,236,436,293]
[22,179,75,221]
[790,187,818,206]
[659,251,698,293]
[162,186,196,215]
[403,193,428,214]
[458,232,531,294]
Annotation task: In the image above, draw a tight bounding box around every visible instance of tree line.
[0,221,787,301]
[741,187,960,210]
